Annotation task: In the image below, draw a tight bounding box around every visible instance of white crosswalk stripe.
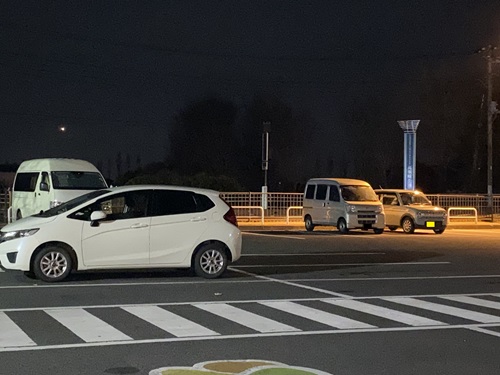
[194,303,300,333]
[322,299,447,326]
[44,308,132,342]
[0,312,36,347]
[122,305,219,337]
[260,301,376,329]
[383,297,500,323]
[439,295,500,310]
[1,294,500,351]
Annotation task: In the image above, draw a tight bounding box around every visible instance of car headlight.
[0,229,39,243]
[347,205,357,213]
[417,212,425,218]
[374,206,382,213]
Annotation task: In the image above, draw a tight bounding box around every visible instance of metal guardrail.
[447,207,478,224]
[233,206,264,224]
[286,206,303,224]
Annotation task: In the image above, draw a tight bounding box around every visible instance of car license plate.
[426,221,435,228]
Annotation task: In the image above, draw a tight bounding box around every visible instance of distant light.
[58,126,66,132]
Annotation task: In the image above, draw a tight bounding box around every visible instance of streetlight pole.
[262,121,271,209]
[482,45,500,220]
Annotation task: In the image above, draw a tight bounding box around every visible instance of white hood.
[1,215,58,232]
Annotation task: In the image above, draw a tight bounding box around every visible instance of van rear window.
[14,172,39,192]
[51,171,107,190]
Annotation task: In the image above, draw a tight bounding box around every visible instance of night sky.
[1,1,500,182]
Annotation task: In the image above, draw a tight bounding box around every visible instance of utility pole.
[480,45,500,220]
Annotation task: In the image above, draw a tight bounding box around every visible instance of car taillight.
[223,207,238,227]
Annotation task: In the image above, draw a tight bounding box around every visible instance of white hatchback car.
[0,185,242,282]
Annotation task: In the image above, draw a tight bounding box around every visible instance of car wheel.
[33,246,72,282]
[304,215,315,232]
[401,217,415,234]
[337,218,349,234]
[16,210,22,220]
[194,243,228,279]
[388,226,398,231]
[434,228,445,234]
[373,228,384,234]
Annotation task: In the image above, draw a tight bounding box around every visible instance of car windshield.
[400,192,432,205]
[34,190,111,217]
[340,185,378,202]
[51,171,107,190]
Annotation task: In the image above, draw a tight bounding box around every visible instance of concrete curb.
[238,222,500,231]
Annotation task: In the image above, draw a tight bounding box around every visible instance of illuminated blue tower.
[398,120,420,190]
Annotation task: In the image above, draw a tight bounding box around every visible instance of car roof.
[106,184,220,196]
[374,189,424,194]
[307,178,371,186]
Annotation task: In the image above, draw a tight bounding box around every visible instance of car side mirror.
[40,182,49,192]
[90,210,107,227]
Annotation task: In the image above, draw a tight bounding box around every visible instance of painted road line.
[122,305,219,337]
[383,297,500,323]
[241,252,385,256]
[2,323,500,353]
[322,299,447,326]
[194,303,300,333]
[229,267,352,298]
[0,312,36,347]
[233,261,450,268]
[243,233,305,240]
[260,301,375,329]
[44,308,132,342]
[439,295,500,310]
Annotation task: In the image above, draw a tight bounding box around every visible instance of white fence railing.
[447,207,478,224]
[0,190,498,224]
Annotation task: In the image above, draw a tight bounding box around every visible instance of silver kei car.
[375,189,447,234]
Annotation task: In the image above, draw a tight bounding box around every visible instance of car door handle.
[130,223,149,229]
[190,217,207,222]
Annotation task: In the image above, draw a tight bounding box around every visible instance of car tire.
[373,228,384,234]
[401,217,415,234]
[33,246,72,282]
[304,215,315,232]
[16,210,22,220]
[434,228,445,234]
[388,226,398,231]
[337,218,349,234]
[193,243,228,279]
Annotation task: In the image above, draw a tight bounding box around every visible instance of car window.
[305,184,315,199]
[69,190,150,221]
[14,172,39,192]
[150,190,199,216]
[37,190,110,218]
[315,185,327,200]
[328,185,340,202]
[382,193,398,205]
[340,185,378,202]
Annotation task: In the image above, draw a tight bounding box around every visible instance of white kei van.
[10,158,108,221]
[303,178,385,234]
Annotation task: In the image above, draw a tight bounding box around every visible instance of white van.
[303,178,385,234]
[10,158,108,221]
